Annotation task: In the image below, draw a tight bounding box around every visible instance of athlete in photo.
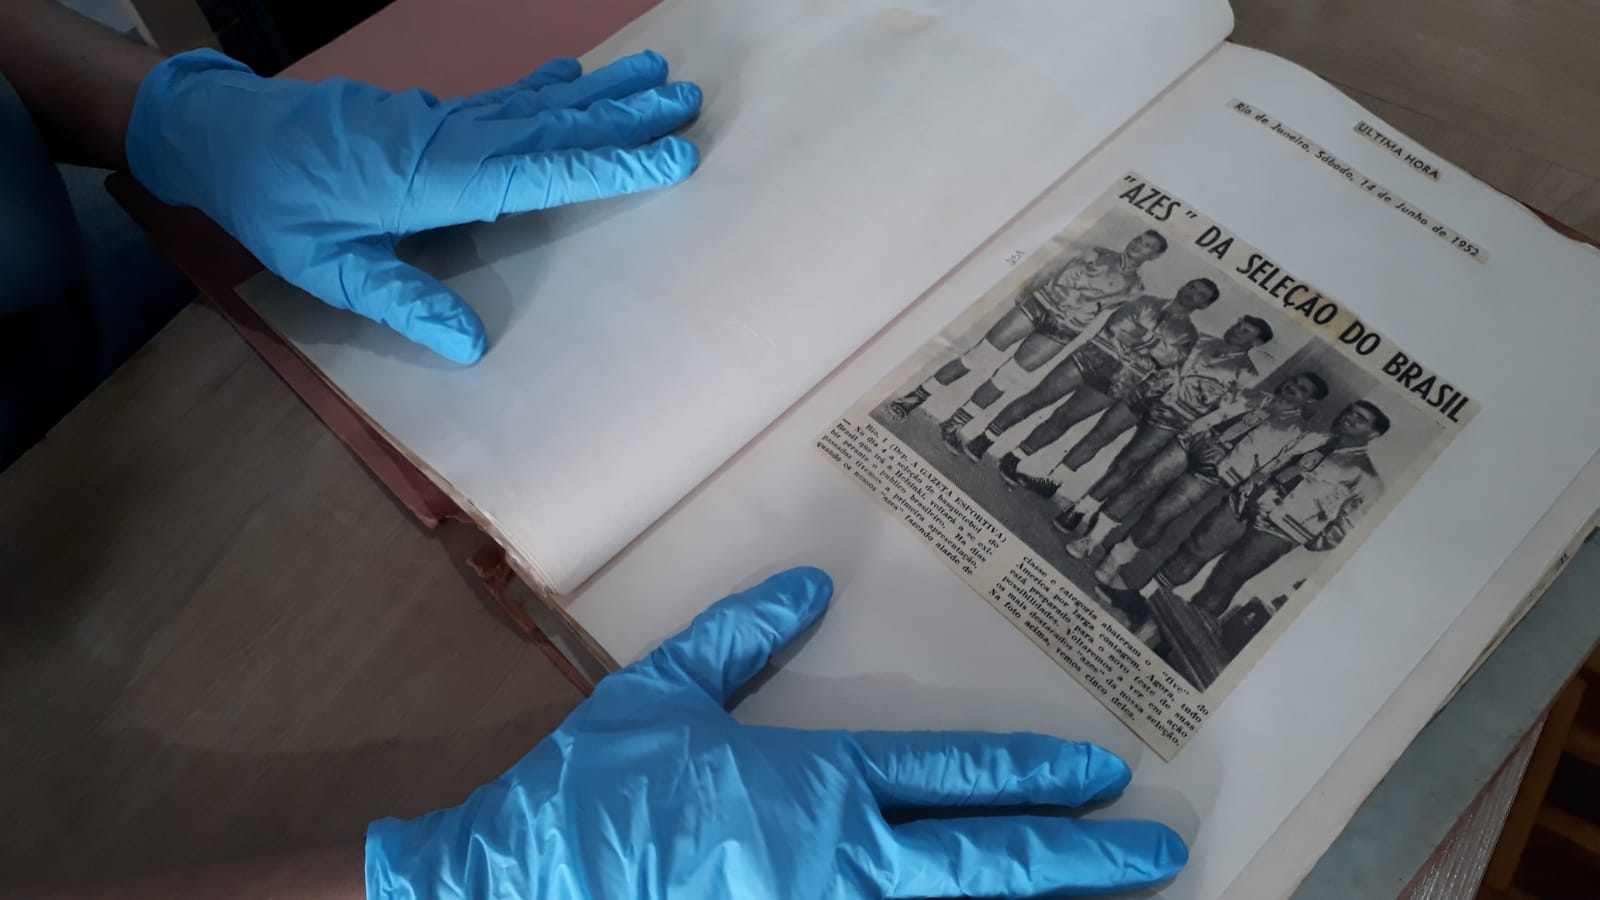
[952,277,1219,463]
[1011,315,1272,522]
[1115,400,1390,640]
[881,231,1167,430]
[1067,371,1328,580]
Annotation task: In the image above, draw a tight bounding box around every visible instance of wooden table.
[1233,0,1600,240]
[0,305,588,885]
[3,0,1598,891]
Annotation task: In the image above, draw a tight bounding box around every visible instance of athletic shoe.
[1100,584,1153,631]
[939,420,966,454]
[998,452,1023,485]
[1064,534,1099,559]
[963,432,993,462]
[1016,472,1060,499]
[883,392,925,422]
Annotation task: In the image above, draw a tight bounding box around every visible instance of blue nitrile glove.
[365,567,1188,899]
[126,49,702,364]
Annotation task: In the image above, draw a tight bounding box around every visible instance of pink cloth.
[285,0,657,92]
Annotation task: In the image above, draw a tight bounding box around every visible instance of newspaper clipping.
[816,172,1476,758]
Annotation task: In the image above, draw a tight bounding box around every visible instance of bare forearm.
[9,844,365,900]
[0,0,166,168]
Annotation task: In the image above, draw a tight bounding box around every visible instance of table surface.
[0,306,585,883]
[3,0,1599,888]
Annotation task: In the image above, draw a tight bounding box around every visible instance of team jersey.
[1248,443,1385,550]
[1180,387,1323,487]
[1014,246,1143,341]
[1145,336,1260,431]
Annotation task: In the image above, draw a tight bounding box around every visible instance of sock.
[945,408,974,430]
[1105,537,1140,570]
[1087,512,1120,544]
[1140,577,1164,600]
[901,385,931,404]
[957,339,1009,379]
[1091,552,1121,584]
[1078,496,1104,520]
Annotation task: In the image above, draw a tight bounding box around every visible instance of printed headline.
[1117,175,1472,422]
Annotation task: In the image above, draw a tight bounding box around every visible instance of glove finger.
[879,816,1188,898]
[499,50,670,115]
[851,731,1131,809]
[454,137,699,221]
[634,567,833,703]
[328,242,488,364]
[475,82,702,152]
[463,57,583,106]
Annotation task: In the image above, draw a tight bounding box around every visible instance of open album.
[236,1,1600,896]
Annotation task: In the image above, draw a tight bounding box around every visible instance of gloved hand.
[126,49,702,364]
[366,567,1187,899]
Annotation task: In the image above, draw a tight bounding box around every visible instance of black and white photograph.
[823,174,1470,742]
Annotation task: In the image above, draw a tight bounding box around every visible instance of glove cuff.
[364,816,420,900]
[365,805,481,900]
[126,49,255,208]
[365,778,558,900]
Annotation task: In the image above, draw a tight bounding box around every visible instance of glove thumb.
[325,240,489,364]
